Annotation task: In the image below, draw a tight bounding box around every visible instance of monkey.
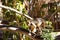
[27,18,45,35]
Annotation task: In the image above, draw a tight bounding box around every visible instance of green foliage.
[2,0,60,40]
[41,29,53,40]
[41,4,48,8]
[2,0,30,40]
[5,10,16,21]
[41,21,54,40]
[3,31,20,40]
[16,0,28,28]
[22,21,28,29]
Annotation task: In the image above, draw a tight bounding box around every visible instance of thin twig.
[49,10,58,21]
[0,5,33,20]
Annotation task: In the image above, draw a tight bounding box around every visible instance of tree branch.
[0,5,33,20]
[0,24,42,40]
